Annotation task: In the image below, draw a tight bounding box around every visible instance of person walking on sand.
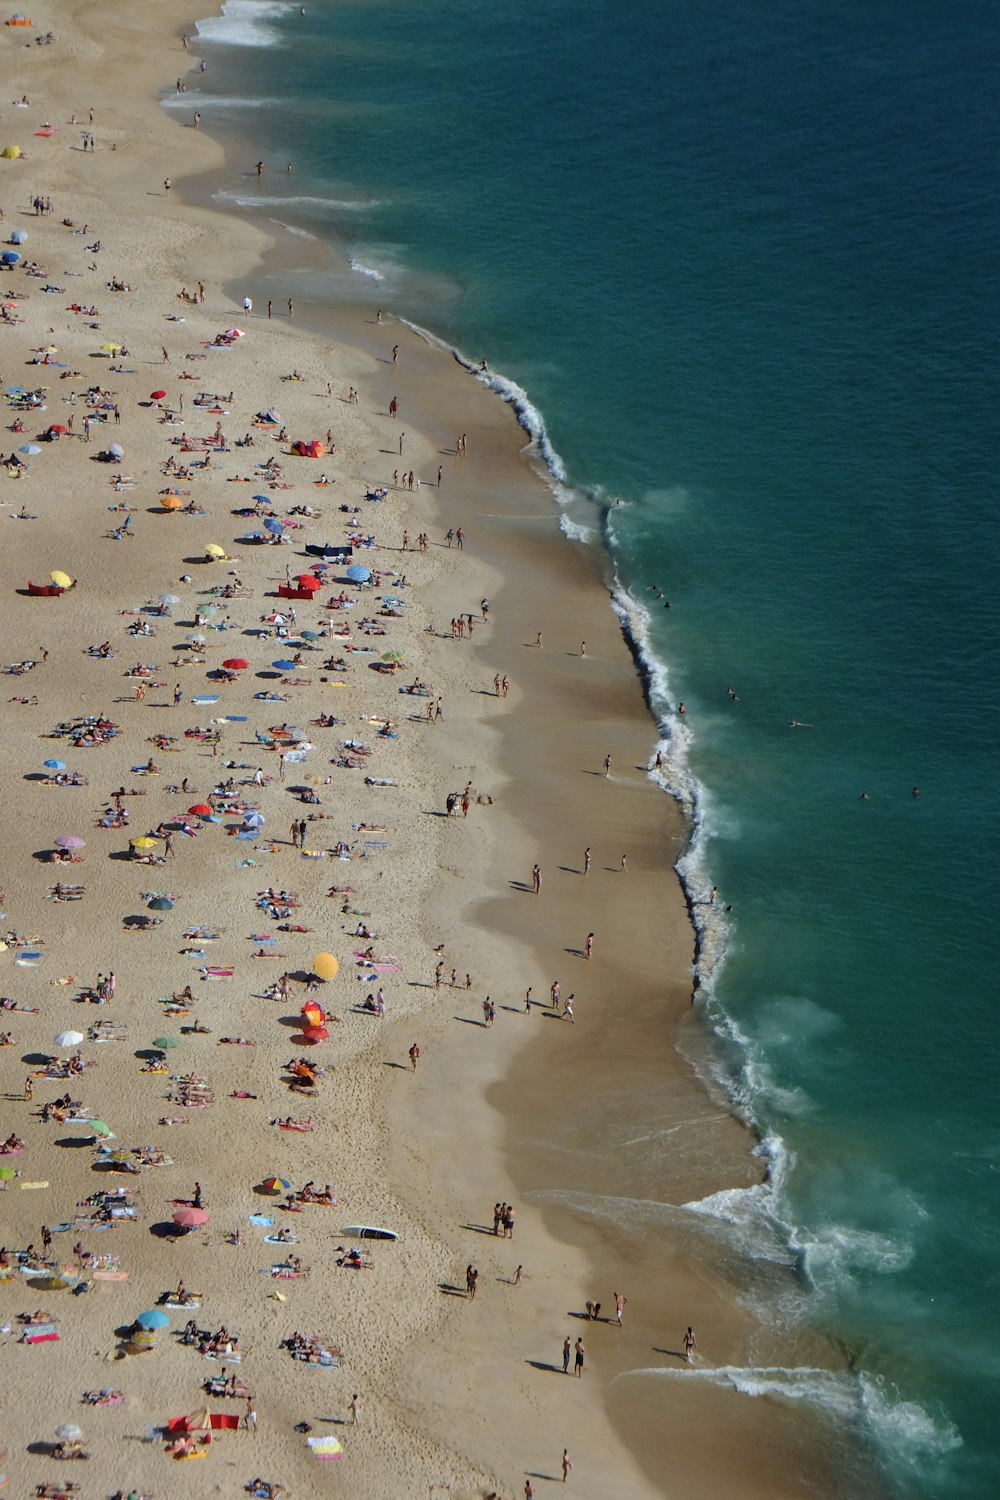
[562,1449,573,1483]
[574,1337,585,1376]
[348,1393,361,1425]
[585,932,594,960]
[244,1398,257,1432]
[525,1481,535,1500]
[408,1042,420,1072]
[532,863,541,895]
[562,1335,572,1373]
[683,1325,697,1361]
[614,1291,626,1328]
[604,753,612,778]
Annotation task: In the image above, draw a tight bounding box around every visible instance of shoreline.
[0,3,867,1497]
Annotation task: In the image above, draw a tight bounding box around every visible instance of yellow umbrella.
[313,953,339,981]
[50,570,73,589]
[160,496,183,512]
[99,342,121,353]
[1,145,22,160]
[204,544,226,560]
[130,837,158,850]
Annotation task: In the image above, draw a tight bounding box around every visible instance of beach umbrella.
[300,630,320,642]
[313,952,338,981]
[172,1206,209,1229]
[55,1263,81,1284]
[1,146,22,160]
[136,1309,170,1330]
[50,570,73,589]
[271,659,296,672]
[263,517,283,534]
[152,1035,180,1050]
[130,836,158,850]
[47,424,68,435]
[160,496,183,511]
[260,1175,291,1194]
[242,810,265,828]
[43,760,67,771]
[1,251,20,266]
[204,544,227,560]
[54,835,85,850]
[0,1165,18,1181]
[187,633,206,645]
[148,897,174,912]
[380,651,405,664]
[346,565,371,583]
[302,1002,325,1026]
[55,1424,83,1442]
[188,803,212,817]
[89,1121,113,1137]
[54,1030,84,1049]
[10,228,27,244]
[108,443,124,460]
[302,1024,329,1043]
[222,657,249,671]
[158,593,180,605]
[150,389,167,401]
[99,342,121,353]
[18,443,40,455]
[296,574,321,592]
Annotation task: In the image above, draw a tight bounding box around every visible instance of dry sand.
[0,3,848,1498]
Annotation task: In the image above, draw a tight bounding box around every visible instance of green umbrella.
[0,1165,17,1181]
[152,1036,180,1050]
[89,1121,114,1137]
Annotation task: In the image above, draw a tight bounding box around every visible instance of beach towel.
[307,1435,343,1459]
[23,1324,59,1343]
[201,966,234,980]
[248,1215,273,1228]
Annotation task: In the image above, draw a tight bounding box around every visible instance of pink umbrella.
[54,835,86,850]
[172,1206,209,1229]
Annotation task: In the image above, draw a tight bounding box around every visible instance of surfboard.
[340,1224,397,1240]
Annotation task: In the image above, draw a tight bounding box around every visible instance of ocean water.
[184,2,1000,1495]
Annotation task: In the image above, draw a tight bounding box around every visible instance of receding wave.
[214,191,379,213]
[195,0,295,48]
[614,1364,962,1467]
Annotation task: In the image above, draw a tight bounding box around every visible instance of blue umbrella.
[252,495,274,505]
[43,759,67,771]
[136,1308,170,1330]
[10,229,27,244]
[263,518,283,534]
[346,565,371,583]
[272,659,296,671]
[19,444,41,456]
[1,251,20,266]
[243,810,265,828]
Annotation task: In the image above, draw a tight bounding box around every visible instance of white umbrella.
[54,1030,84,1049]
[56,1424,83,1441]
[158,593,180,605]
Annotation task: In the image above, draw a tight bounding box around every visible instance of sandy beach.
[0,3,850,1498]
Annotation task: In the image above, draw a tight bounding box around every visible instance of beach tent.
[291,439,325,458]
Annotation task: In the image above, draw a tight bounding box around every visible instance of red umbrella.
[150,389,168,400]
[47,423,68,434]
[172,1206,209,1229]
[296,574,321,592]
[301,1024,329,1043]
[188,803,212,817]
[222,658,249,671]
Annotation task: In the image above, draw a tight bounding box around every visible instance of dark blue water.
[180,3,1000,1494]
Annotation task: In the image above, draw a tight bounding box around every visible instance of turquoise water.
[182,2,1000,1494]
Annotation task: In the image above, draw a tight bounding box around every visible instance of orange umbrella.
[161,495,183,512]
